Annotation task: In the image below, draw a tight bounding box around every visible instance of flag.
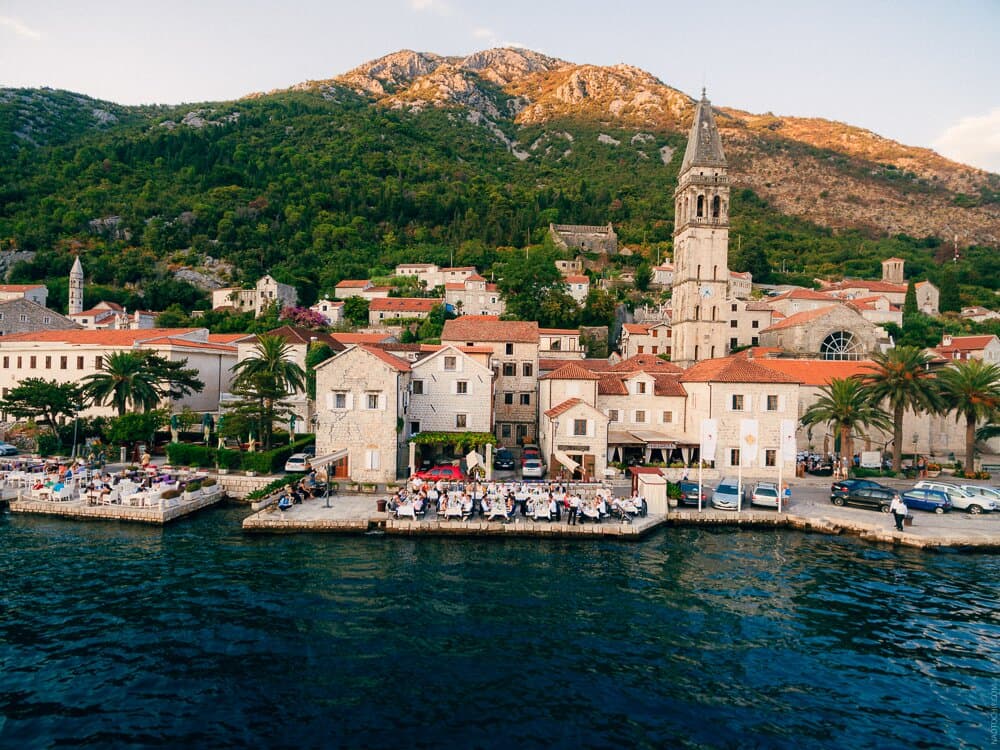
[781,419,798,463]
[740,419,759,466]
[700,418,718,463]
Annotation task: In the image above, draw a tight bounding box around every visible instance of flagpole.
[777,446,783,514]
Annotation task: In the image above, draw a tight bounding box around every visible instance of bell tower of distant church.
[670,89,731,368]
[69,256,84,316]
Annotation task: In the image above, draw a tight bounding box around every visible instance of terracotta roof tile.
[441,315,539,343]
[679,356,801,384]
[207,333,247,344]
[0,284,45,292]
[357,345,411,372]
[761,307,837,332]
[539,363,601,381]
[770,288,837,302]
[824,280,905,294]
[330,332,395,345]
[565,275,589,283]
[937,335,997,350]
[612,354,683,373]
[539,328,580,335]
[597,376,629,395]
[755,358,876,386]
[335,279,371,288]
[652,374,687,397]
[245,325,345,350]
[539,358,614,373]
[622,323,650,335]
[0,328,202,346]
[544,397,583,419]
[369,297,441,313]
[141,336,238,353]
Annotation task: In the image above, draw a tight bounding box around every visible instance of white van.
[913,480,996,514]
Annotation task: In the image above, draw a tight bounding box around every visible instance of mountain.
[0,47,998,320]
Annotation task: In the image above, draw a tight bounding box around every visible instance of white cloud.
[932,108,1000,174]
[0,15,42,41]
[409,0,451,15]
[472,27,494,39]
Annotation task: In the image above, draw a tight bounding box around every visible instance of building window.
[19,314,27,323]
[730,448,741,466]
[410,421,420,434]
[16,356,21,368]
[637,345,644,354]
[504,392,513,405]
[335,392,347,409]
[502,363,516,376]
[731,303,738,312]
[550,339,561,351]
[76,356,84,370]
[500,424,511,439]
[636,381,646,394]
[573,419,587,436]
[765,449,777,467]
[516,424,528,442]
[662,411,673,423]
[732,394,744,411]
[367,393,379,410]
[519,393,531,406]
[635,410,646,423]
[95,356,103,370]
[44,356,51,369]
[412,380,424,395]
[505,343,514,355]
[60,356,67,370]
[730,320,738,328]
[767,395,779,411]
[751,337,759,347]
[456,414,467,428]
[0,313,4,321]
[752,320,759,329]
[730,337,738,349]
[43,316,51,324]
[443,356,457,371]
[522,363,532,377]
[608,409,619,422]
[456,381,468,395]
[652,329,658,338]
[29,356,36,369]
[1,357,6,368]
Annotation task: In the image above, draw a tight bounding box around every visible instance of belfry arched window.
[712,195,721,218]
[696,195,704,217]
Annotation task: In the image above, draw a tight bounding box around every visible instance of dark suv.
[493,448,516,471]
[830,478,889,502]
[831,486,899,513]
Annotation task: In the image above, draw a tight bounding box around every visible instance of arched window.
[712,195,721,218]
[694,345,699,360]
[711,306,717,321]
[694,304,700,321]
[683,197,689,222]
[696,195,704,217]
[713,265,718,280]
[697,264,701,279]
[820,331,864,361]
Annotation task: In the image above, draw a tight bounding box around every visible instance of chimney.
[942,335,952,347]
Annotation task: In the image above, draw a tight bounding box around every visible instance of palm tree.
[862,346,942,472]
[83,351,204,417]
[935,359,1000,471]
[801,377,893,471]
[230,334,306,449]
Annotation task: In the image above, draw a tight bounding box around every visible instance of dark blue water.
[1,507,997,749]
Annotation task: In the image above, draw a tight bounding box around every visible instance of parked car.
[676,480,709,507]
[830,485,899,513]
[414,465,467,482]
[284,453,311,472]
[521,458,546,479]
[0,442,18,456]
[301,445,316,457]
[957,484,1000,513]
[493,448,516,471]
[830,478,889,501]
[749,481,780,509]
[521,444,541,465]
[914,480,996,514]
[900,488,952,514]
[711,478,742,510]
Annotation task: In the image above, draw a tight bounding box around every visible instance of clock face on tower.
[700,285,713,298]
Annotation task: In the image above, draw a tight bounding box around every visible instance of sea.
[1,505,997,749]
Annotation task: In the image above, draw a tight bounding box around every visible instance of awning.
[466,450,483,471]
[629,430,676,448]
[608,430,644,446]
[309,448,349,468]
[553,450,580,472]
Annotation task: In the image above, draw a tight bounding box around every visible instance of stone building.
[0,298,77,336]
[211,274,298,317]
[670,90,732,367]
[548,223,618,254]
[0,283,48,307]
[619,323,671,359]
[368,297,441,326]
[443,274,505,316]
[759,305,881,360]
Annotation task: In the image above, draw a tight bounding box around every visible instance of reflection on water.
[1,509,997,749]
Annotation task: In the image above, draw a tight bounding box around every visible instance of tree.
[305,342,335,400]
[107,410,167,455]
[903,280,918,317]
[82,351,204,416]
[801,377,892,468]
[496,247,565,321]
[634,263,652,292]
[862,346,942,471]
[732,243,771,283]
[0,378,85,435]
[935,359,1000,471]
[229,334,306,449]
[581,287,618,327]
[938,267,961,313]
[343,296,370,327]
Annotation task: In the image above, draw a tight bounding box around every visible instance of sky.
[1,0,998,173]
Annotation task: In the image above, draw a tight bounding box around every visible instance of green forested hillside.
[0,87,997,318]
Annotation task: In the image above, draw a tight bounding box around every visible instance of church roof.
[680,91,727,172]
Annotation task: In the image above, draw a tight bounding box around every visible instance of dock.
[7,487,225,525]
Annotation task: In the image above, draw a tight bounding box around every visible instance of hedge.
[166,436,315,474]
[166,443,217,467]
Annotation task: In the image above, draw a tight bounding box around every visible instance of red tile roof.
[539,328,580,335]
[207,333,246,344]
[565,275,589,283]
[761,306,838,332]
[770,288,837,302]
[0,328,201,346]
[441,266,476,273]
[335,279,371,288]
[824,280,905,294]
[679,356,801,384]
[444,283,466,291]
[539,358,614,373]
[369,297,440,313]
[330,332,394,345]
[0,284,45,292]
[937,335,998,351]
[652,374,687,397]
[622,323,650,335]
[755,358,875,385]
[358,345,411,372]
[441,315,539,343]
[612,354,683,373]
[597,376,629,395]
[142,336,238,353]
[544,397,583,419]
[465,273,487,282]
[539,363,602,381]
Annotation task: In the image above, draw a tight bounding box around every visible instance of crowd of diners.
[387,479,648,524]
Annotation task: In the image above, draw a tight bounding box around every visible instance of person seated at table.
[278,490,293,511]
[461,493,473,519]
[413,495,425,517]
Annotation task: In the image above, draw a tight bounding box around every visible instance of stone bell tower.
[671,89,731,368]
[68,256,84,316]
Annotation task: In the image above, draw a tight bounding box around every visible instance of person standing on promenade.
[890,493,908,531]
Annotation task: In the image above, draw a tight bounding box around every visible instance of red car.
[413,465,467,482]
[521,444,541,465]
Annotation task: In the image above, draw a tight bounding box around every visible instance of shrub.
[161,489,181,500]
[852,467,896,478]
[202,477,217,487]
[241,436,316,474]
[184,481,202,493]
[245,475,299,502]
[36,433,63,457]
[216,448,242,470]
[166,443,216,467]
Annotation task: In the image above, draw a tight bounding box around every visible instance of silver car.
[749,481,780,508]
[712,478,742,510]
[914,480,995,514]
[521,458,546,479]
[958,484,1000,513]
